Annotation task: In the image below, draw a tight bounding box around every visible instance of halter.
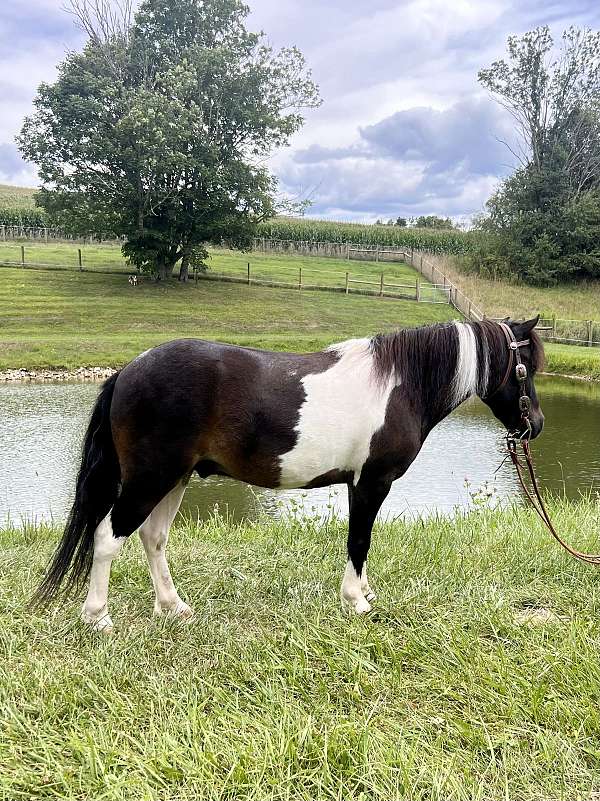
[483,322,532,437]
[494,322,600,565]
[497,321,532,438]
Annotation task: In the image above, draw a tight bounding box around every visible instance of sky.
[1,0,599,222]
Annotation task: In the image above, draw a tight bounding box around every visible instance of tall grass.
[257,218,475,255]
[2,500,600,799]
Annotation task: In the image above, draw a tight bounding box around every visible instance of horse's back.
[109,339,335,488]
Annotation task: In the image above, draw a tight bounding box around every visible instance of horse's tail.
[32,371,122,607]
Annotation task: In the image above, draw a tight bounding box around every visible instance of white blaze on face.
[278,338,396,488]
[452,322,479,405]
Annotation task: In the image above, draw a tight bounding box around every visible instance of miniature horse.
[35,318,544,630]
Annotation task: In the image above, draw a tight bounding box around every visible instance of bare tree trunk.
[179,249,190,282]
[156,258,168,281]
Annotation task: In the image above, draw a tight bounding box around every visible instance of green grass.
[544,343,600,381]
[437,255,600,323]
[3,501,600,799]
[0,264,454,370]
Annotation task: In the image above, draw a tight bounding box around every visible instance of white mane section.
[278,338,395,488]
[452,322,479,405]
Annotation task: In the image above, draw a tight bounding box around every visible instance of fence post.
[298,266,302,290]
[552,315,557,340]
[415,279,420,302]
[345,272,349,295]
[588,320,594,347]
[21,245,25,266]
[78,248,82,270]
[44,227,48,244]
[247,262,251,285]
[1,224,5,241]
[379,272,384,297]
[376,248,380,263]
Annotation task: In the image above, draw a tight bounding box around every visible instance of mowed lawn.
[0,265,454,370]
[2,501,600,799]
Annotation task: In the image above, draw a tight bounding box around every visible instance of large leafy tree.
[475,27,600,284]
[18,0,320,279]
[479,26,600,187]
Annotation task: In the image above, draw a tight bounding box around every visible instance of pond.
[0,375,598,527]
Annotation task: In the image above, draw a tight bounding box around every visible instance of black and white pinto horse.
[36,318,544,630]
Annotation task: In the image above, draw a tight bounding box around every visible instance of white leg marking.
[139,483,192,619]
[360,563,376,603]
[341,560,372,615]
[82,513,126,633]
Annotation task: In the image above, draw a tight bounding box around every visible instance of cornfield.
[257,218,475,255]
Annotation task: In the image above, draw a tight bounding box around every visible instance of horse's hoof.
[154,600,194,620]
[342,595,372,615]
[82,610,114,633]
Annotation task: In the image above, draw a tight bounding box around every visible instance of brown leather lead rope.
[508,439,600,565]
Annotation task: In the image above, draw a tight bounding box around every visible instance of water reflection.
[0,375,598,526]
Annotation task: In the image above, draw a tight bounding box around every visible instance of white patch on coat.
[135,348,152,361]
[452,322,479,406]
[278,338,396,488]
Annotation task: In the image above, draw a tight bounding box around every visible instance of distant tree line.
[374,215,455,229]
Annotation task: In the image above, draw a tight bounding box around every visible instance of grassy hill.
[0,264,454,371]
[0,184,37,210]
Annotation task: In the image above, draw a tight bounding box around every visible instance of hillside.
[0,184,38,210]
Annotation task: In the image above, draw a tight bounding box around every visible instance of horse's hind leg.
[81,514,126,632]
[139,481,192,619]
[81,474,182,632]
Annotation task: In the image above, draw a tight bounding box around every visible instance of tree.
[415,215,454,229]
[475,26,600,284]
[395,217,407,227]
[18,0,320,280]
[479,26,600,188]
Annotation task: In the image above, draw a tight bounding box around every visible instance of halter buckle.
[515,363,527,381]
[519,395,531,413]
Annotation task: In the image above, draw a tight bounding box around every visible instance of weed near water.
[2,500,600,799]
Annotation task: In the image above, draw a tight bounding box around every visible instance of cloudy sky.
[1,0,599,222]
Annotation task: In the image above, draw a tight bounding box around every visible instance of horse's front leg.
[341,476,391,614]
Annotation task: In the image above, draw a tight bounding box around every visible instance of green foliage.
[414,214,454,229]
[257,218,474,255]
[18,0,319,279]
[475,26,600,284]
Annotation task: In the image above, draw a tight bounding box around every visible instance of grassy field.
[2,500,600,799]
[436,256,600,322]
[0,241,435,296]
[0,265,454,370]
[1,242,599,378]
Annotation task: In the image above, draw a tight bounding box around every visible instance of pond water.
[0,375,598,527]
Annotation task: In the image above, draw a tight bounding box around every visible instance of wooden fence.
[200,261,450,304]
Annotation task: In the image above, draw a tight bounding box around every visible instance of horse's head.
[481,317,545,440]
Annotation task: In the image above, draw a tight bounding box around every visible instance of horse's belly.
[278,421,370,489]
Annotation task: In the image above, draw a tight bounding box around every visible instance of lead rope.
[495,321,600,565]
[508,438,600,565]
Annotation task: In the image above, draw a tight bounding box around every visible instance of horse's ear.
[522,315,540,332]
